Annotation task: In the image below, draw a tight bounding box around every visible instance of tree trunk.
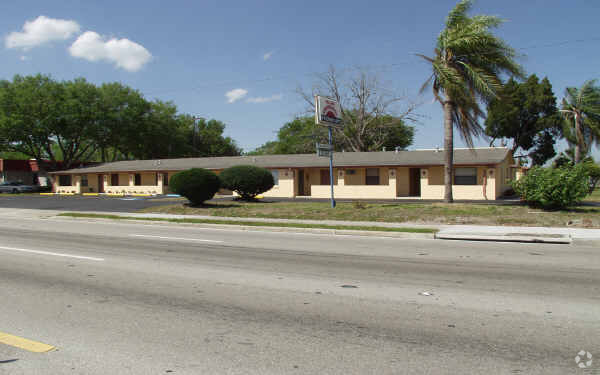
[574,113,583,164]
[443,101,454,203]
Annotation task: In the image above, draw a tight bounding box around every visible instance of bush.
[219,165,274,201]
[582,161,600,194]
[512,164,590,209]
[169,168,220,205]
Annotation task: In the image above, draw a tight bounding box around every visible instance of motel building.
[50,147,518,201]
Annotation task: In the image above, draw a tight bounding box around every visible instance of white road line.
[129,234,224,243]
[0,246,104,261]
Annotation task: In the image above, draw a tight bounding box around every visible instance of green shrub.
[219,165,274,201]
[512,164,590,209]
[169,168,220,205]
[583,161,600,194]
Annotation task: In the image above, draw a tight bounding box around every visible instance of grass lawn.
[59,212,437,234]
[138,199,600,228]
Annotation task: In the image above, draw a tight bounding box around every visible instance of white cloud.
[5,15,81,50]
[19,55,29,61]
[69,31,152,72]
[263,51,274,61]
[247,94,283,103]
[225,88,248,103]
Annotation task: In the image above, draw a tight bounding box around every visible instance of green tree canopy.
[485,75,563,165]
[0,74,240,169]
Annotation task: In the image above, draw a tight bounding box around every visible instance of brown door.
[409,168,421,197]
[297,170,305,196]
[98,175,104,193]
[320,170,330,185]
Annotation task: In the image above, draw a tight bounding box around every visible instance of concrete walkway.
[87,211,600,244]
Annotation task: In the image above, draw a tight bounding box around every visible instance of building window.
[59,175,72,186]
[454,167,477,185]
[134,173,142,186]
[81,175,88,187]
[271,170,279,186]
[111,174,119,186]
[365,168,380,185]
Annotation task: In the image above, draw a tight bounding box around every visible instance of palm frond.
[445,0,474,29]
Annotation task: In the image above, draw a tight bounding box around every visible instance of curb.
[435,233,572,244]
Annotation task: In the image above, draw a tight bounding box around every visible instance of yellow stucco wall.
[344,168,363,185]
[262,169,295,198]
[420,166,496,200]
[310,168,396,199]
[494,154,515,198]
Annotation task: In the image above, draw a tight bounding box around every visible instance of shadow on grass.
[184,202,241,209]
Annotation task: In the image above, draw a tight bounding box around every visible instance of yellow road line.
[0,331,55,353]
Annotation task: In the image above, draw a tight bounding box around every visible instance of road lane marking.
[130,234,223,243]
[0,246,104,261]
[0,331,55,353]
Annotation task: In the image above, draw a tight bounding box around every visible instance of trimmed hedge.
[512,164,590,209]
[169,168,220,205]
[219,165,274,201]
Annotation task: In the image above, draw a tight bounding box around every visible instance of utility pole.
[327,125,336,208]
[191,116,201,156]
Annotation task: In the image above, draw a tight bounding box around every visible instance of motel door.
[297,170,305,196]
[409,168,421,197]
[320,170,331,185]
[98,175,104,193]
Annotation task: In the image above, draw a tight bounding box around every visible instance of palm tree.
[418,0,523,202]
[560,79,600,163]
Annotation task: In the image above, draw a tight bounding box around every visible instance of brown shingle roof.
[53,147,511,174]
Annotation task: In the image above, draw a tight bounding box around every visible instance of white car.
[0,181,37,194]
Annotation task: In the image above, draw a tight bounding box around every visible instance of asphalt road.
[0,213,598,374]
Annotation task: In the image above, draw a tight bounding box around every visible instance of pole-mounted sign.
[315,96,341,208]
[315,96,343,127]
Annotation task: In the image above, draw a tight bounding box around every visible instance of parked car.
[0,181,38,193]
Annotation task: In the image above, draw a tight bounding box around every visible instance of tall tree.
[298,66,418,152]
[95,82,150,162]
[560,79,600,163]
[418,0,523,202]
[184,117,241,157]
[485,75,563,165]
[0,74,100,170]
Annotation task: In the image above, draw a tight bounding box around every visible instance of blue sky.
[1,0,599,159]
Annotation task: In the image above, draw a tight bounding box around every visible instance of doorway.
[297,170,305,196]
[98,175,104,193]
[409,168,421,197]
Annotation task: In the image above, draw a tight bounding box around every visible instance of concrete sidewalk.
[81,210,600,244]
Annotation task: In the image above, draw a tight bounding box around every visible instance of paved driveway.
[0,194,177,212]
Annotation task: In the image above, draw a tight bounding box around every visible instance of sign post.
[315,96,342,208]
